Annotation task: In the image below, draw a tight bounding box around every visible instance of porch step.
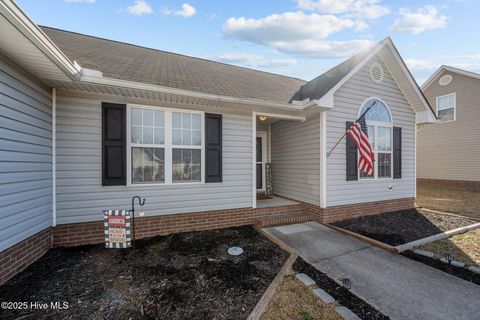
[255,211,315,228]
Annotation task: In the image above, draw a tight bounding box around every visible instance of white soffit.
[0,1,78,82]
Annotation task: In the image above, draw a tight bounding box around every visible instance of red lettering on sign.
[108,216,126,227]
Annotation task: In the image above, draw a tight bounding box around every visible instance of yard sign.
[103,210,132,248]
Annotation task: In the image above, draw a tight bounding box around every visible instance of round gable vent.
[439,75,452,86]
[370,63,384,84]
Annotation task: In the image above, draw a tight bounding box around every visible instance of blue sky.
[16,0,480,84]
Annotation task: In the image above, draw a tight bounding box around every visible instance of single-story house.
[418,66,480,191]
[0,0,436,285]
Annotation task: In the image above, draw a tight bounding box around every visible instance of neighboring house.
[418,66,480,191]
[0,0,435,284]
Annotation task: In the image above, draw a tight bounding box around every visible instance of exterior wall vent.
[370,62,384,84]
[439,74,453,86]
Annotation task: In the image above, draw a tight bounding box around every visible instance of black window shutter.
[205,113,222,183]
[102,102,126,186]
[346,121,358,181]
[393,126,402,179]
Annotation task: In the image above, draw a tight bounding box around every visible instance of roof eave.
[0,0,81,80]
[79,73,324,113]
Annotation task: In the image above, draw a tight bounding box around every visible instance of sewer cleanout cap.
[228,247,244,256]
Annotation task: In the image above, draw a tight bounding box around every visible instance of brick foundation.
[417,178,480,192]
[53,203,305,247]
[0,228,52,286]
[1,197,414,285]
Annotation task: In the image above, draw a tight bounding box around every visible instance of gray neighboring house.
[0,0,435,284]
[418,66,480,190]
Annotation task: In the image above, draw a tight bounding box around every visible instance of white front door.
[256,132,267,191]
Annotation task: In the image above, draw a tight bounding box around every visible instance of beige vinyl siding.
[0,54,52,251]
[55,91,253,225]
[326,56,416,207]
[418,71,480,181]
[271,114,320,205]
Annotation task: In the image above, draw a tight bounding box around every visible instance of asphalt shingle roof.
[41,26,306,103]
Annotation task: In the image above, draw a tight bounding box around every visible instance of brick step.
[255,211,315,228]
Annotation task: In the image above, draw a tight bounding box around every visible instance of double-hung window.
[128,105,203,185]
[436,93,456,121]
[359,99,393,179]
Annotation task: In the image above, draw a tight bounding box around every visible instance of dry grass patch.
[418,229,480,266]
[261,275,341,320]
[416,186,480,219]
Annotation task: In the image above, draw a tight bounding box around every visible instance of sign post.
[103,210,132,248]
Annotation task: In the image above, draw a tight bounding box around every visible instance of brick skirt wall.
[1,197,414,286]
[53,204,305,247]
[0,228,52,286]
[417,178,480,192]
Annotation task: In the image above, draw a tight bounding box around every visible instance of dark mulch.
[293,258,389,320]
[0,226,288,320]
[332,208,477,246]
[402,251,480,286]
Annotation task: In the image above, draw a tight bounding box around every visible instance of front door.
[256,132,267,191]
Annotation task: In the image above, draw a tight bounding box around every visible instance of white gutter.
[52,88,56,227]
[79,73,328,113]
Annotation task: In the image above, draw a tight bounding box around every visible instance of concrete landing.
[263,222,480,320]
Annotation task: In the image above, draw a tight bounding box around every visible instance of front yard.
[0,226,287,320]
[416,186,480,219]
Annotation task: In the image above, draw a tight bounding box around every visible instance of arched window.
[359,99,392,123]
[359,99,393,179]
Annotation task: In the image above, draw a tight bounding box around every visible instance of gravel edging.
[412,249,480,273]
[293,258,389,320]
[402,251,480,285]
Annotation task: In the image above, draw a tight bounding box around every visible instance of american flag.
[347,115,374,176]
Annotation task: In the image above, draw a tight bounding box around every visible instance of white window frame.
[126,104,205,186]
[436,93,456,122]
[357,98,393,180]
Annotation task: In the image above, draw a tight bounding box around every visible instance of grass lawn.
[417,229,480,266]
[416,186,480,219]
[261,275,341,320]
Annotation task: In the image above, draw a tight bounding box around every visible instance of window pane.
[378,153,391,178]
[143,126,153,144]
[131,126,142,144]
[183,113,192,129]
[173,148,201,183]
[131,147,164,184]
[154,111,164,127]
[360,168,374,179]
[366,125,374,150]
[154,127,164,144]
[192,165,201,181]
[182,129,192,145]
[143,109,153,127]
[192,149,201,165]
[172,112,182,128]
[192,114,201,130]
[131,147,144,183]
[131,108,142,126]
[377,127,391,151]
[192,130,201,146]
[438,108,454,121]
[172,129,182,145]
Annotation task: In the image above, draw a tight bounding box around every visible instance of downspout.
[52,88,56,227]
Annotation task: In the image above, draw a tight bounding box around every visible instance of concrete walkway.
[263,222,480,320]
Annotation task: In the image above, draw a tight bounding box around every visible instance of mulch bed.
[402,251,480,285]
[293,258,389,320]
[332,208,477,246]
[0,226,288,320]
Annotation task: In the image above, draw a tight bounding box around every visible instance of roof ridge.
[39,25,306,83]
